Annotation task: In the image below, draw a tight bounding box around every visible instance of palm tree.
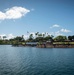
[43,33,45,38]
[29,34,34,41]
[21,35,25,41]
[35,32,39,38]
[3,36,7,40]
[51,35,54,39]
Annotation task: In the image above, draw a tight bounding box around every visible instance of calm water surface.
[0,45,74,75]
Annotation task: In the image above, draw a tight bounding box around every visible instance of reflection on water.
[0,45,74,75]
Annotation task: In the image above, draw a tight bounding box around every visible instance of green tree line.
[0,32,74,45]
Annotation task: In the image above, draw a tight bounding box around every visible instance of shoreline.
[12,44,74,48]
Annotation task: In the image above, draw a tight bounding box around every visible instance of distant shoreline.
[12,42,74,48]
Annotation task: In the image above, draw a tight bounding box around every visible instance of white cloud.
[53,24,60,27]
[0,6,30,20]
[60,29,71,33]
[0,34,6,38]
[23,32,35,40]
[0,12,6,20]
[49,32,54,35]
[0,34,15,40]
[50,24,60,28]
[23,35,29,40]
[55,31,63,36]
[7,34,15,39]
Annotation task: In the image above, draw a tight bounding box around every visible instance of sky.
[0,0,74,39]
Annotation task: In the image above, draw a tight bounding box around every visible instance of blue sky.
[0,0,74,38]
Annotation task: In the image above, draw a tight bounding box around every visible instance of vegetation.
[68,35,74,41]
[0,33,74,45]
[54,35,67,42]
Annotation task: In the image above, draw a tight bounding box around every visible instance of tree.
[68,35,74,41]
[72,35,74,41]
[38,33,42,37]
[35,32,39,38]
[51,35,54,39]
[28,34,34,41]
[35,33,44,42]
[14,36,23,42]
[3,36,7,40]
[43,33,45,38]
[21,35,25,42]
[54,35,67,42]
[0,40,3,44]
[44,35,53,42]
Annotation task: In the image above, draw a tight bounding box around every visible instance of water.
[0,45,74,75]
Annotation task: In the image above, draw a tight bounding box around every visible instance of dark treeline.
[0,33,74,45]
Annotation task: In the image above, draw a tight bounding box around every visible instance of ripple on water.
[0,46,74,75]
